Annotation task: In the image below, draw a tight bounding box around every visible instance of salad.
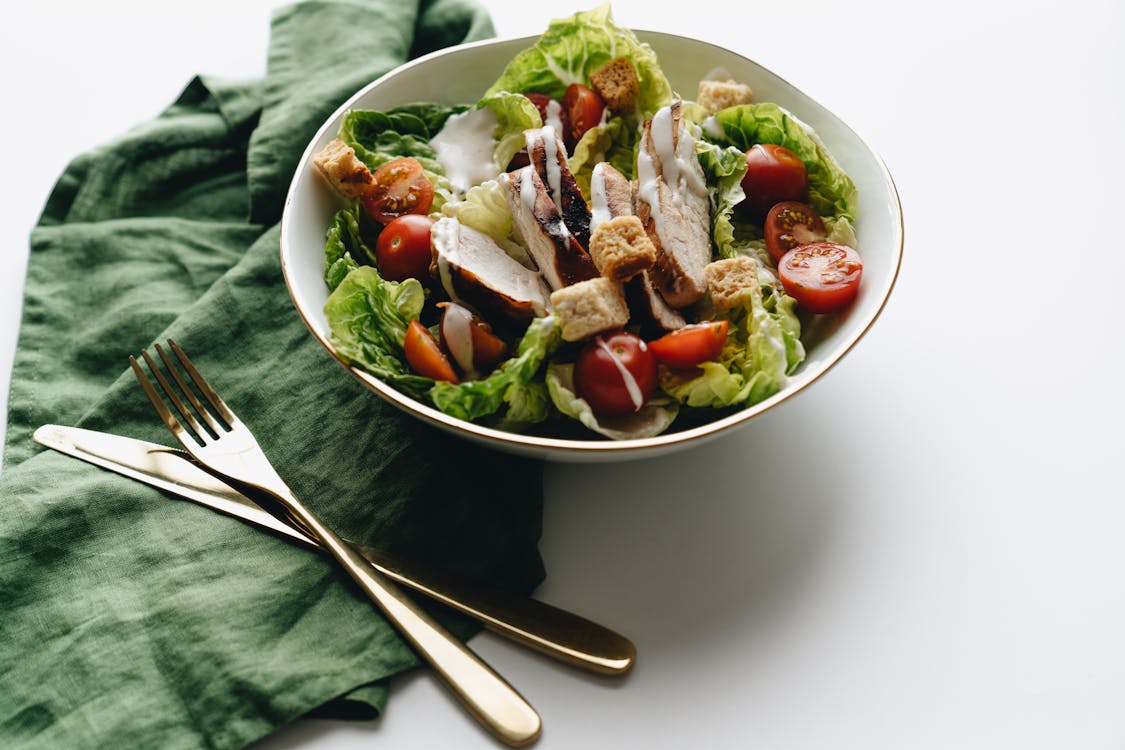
[311,5,860,441]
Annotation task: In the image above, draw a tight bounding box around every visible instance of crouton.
[697,79,754,115]
[312,138,375,199]
[704,256,760,311]
[550,277,630,341]
[589,57,640,113]
[588,215,657,282]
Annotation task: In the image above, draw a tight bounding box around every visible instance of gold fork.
[130,339,541,747]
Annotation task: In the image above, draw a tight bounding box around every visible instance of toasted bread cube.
[589,215,656,282]
[589,57,640,113]
[704,256,760,311]
[312,138,375,199]
[697,79,754,115]
[550,277,630,342]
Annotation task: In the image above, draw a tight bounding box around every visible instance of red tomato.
[563,84,605,147]
[573,331,657,418]
[764,201,827,264]
[404,320,459,383]
[648,321,730,369]
[778,242,863,314]
[438,302,508,377]
[375,214,435,282]
[740,144,809,222]
[361,157,434,224]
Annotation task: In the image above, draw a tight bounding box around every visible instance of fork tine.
[139,348,210,445]
[155,342,227,436]
[168,339,237,426]
[129,355,200,449]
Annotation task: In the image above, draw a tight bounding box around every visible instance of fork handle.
[267,485,542,747]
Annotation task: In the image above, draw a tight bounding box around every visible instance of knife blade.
[33,424,634,675]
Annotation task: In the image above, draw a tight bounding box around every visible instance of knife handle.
[359,546,635,675]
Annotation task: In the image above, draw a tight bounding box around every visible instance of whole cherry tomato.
[739,143,808,222]
[573,331,657,417]
[375,214,435,282]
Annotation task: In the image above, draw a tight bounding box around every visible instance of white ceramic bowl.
[280,31,903,462]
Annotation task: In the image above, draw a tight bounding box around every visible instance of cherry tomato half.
[778,242,863,314]
[740,144,808,223]
[764,201,827,264]
[648,320,730,370]
[438,302,507,378]
[573,331,657,418]
[361,157,434,225]
[563,84,605,148]
[404,320,459,383]
[375,214,435,282]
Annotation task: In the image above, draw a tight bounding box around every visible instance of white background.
[3,1,1125,749]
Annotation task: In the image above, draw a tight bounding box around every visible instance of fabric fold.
[0,2,545,748]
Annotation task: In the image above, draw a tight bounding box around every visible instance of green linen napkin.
[0,1,547,748]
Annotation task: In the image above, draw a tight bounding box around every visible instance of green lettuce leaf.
[445,178,535,267]
[569,115,640,195]
[429,316,562,421]
[696,140,749,260]
[484,4,673,118]
[712,103,857,221]
[662,271,803,408]
[324,205,366,290]
[323,266,431,398]
[546,363,679,440]
[476,92,543,175]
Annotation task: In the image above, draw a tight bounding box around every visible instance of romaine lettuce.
[483,4,673,119]
[323,266,432,398]
[429,315,562,422]
[568,115,639,195]
[711,103,857,221]
[476,92,543,175]
[324,205,365,290]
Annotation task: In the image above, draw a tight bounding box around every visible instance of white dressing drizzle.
[442,303,476,377]
[544,99,565,140]
[637,104,708,253]
[518,166,538,215]
[540,125,563,209]
[702,115,726,141]
[430,107,501,196]
[589,163,610,231]
[596,337,645,412]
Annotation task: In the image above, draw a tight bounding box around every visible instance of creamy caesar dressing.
[589,163,611,231]
[540,126,564,209]
[702,115,725,141]
[544,99,565,139]
[430,107,501,195]
[442,302,477,377]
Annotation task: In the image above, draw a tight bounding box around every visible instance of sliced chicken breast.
[503,166,599,290]
[634,100,712,308]
[431,217,551,322]
[525,126,592,250]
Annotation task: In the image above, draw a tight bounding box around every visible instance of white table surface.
[4,1,1124,748]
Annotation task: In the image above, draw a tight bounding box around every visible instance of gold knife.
[33,424,634,675]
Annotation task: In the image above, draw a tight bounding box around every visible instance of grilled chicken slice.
[588,161,634,231]
[431,217,551,323]
[589,161,684,332]
[634,100,712,308]
[524,126,592,250]
[503,166,599,290]
[626,270,686,333]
